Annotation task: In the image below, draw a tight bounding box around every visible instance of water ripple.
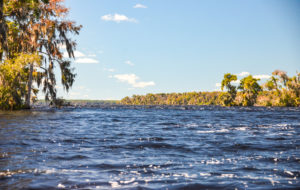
[0,106,299,189]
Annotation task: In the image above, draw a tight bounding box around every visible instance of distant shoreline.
[33,98,299,109]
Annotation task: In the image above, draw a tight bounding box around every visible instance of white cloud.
[114,74,138,84]
[74,51,85,58]
[238,71,250,76]
[236,72,270,79]
[253,74,271,79]
[101,14,137,23]
[57,43,66,50]
[56,85,92,100]
[63,51,85,58]
[75,58,99,64]
[113,74,155,88]
[215,83,221,87]
[134,81,155,88]
[63,51,70,58]
[63,50,99,64]
[134,4,147,8]
[232,80,240,84]
[125,60,134,66]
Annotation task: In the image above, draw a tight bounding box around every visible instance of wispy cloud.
[125,60,134,66]
[237,71,271,79]
[101,14,137,23]
[238,71,250,77]
[113,74,155,88]
[56,85,91,99]
[74,51,85,58]
[75,58,99,64]
[104,68,115,72]
[215,83,221,87]
[88,53,97,57]
[63,50,85,58]
[63,50,99,64]
[253,74,271,79]
[133,4,147,8]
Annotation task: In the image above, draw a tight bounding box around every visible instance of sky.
[53,0,300,100]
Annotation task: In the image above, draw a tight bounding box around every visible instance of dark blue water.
[0,106,299,189]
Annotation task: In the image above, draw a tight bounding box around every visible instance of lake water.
[0,106,299,189]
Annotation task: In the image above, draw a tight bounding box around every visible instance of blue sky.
[54,0,300,100]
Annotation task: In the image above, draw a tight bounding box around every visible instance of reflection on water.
[0,106,299,189]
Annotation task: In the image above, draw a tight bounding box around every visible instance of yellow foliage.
[0,53,41,110]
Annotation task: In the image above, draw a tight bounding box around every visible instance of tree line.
[0,0,81,110]
[120,70,300,107]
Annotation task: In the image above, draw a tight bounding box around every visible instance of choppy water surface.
[0,106,300,189]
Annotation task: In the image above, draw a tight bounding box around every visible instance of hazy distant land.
[35,90,299,108]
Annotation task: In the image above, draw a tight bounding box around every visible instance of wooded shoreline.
[121,70,300,107]
[119,91,299,107]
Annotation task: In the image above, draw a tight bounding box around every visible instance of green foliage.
[0,0,81,109]
[218,92,234,106]
[120,92,221,106]
[238,75,262,106]
[0,53,40,110]
[219,73,237,106]
[121,70,299,107]
[221,73,237,91]
[264,77,277,91]
[278,90,295,107]
[49,98,71,108]
[263,70,300,107]
[285,72,300,105]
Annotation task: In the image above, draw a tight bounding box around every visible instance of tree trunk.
[0,0,5,61]
[0,0,4,29]
[25,63,33,109]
